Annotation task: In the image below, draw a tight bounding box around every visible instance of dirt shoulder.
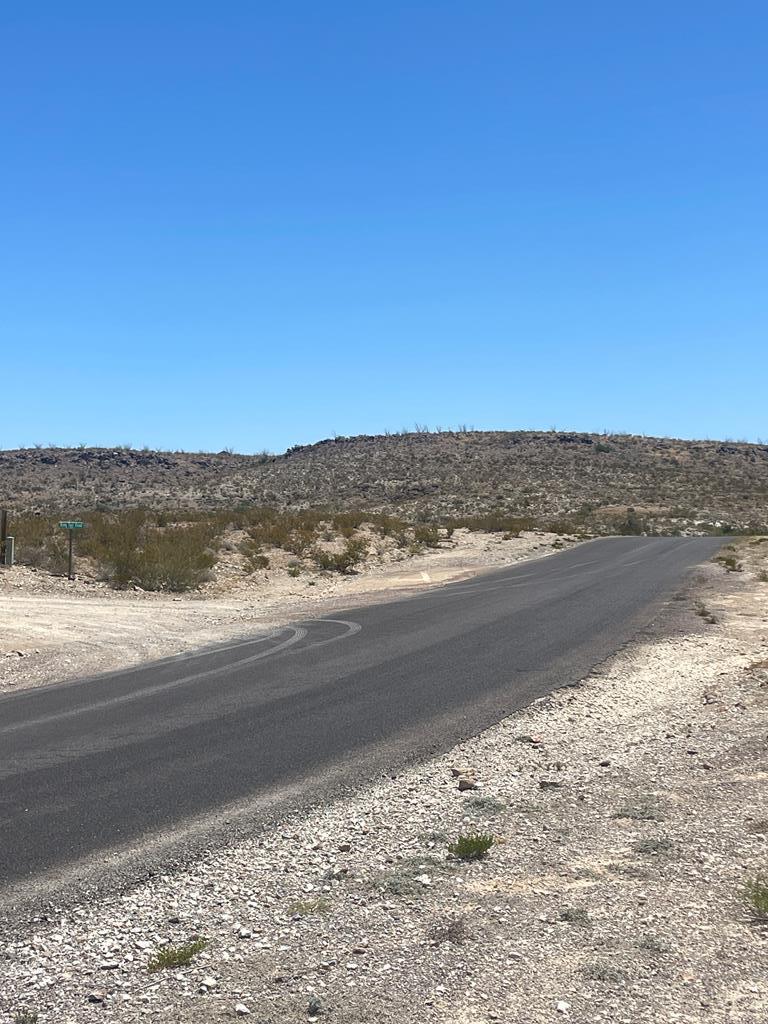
[0,530,571,693]
[2,542,767,1024]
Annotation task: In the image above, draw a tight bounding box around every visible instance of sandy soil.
[0,530,571,693]
[2,543,767,1024]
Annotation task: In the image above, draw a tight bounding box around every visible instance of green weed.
[147,938,208,972]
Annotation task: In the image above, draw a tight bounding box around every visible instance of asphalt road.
[0,536,722,900]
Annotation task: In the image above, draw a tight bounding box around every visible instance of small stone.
[87,992,105,1004]
[235,1004,251,1016]
[458,776,478,791]
[556,1000,571,1014]
[238,927,252,938]
[338,842,351,852]
[201,976,217,989]
[599,759,611,767]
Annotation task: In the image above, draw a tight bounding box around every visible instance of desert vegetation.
[2,430,768,535]
[4,430,767,592]
[7,507,540,592]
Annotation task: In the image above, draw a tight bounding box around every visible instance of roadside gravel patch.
[1,562,767,1023]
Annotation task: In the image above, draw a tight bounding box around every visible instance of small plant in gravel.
[743,873,768,919]
[638,934,671,954]
[607,861,651,880]
[581,961,629,984]
[633,836,674,855]
[378,855,452,897]
[694,600,718,624]
[613,797,665,821]
[448,833,494,860]
[287,897,330,916]
[714,551,742,572]
[466,796,507,814]
[307,996,325,1017]
[559,907,591,926]
[14,1011,38,1024]
[428,915,469,946]
[147,937,208,972]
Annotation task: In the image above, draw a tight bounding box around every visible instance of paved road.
[0,536,721,900]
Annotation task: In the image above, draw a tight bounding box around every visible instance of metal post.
[0,509,7,565]
[68,528,74,580]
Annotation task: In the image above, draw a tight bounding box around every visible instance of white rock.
[235,1004,251,1016]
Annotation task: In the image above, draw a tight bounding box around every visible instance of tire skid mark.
[0,627,309,735]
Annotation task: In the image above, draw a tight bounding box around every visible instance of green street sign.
[59,521,84,529]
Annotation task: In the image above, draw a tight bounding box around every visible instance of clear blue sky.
[2,2,766,452]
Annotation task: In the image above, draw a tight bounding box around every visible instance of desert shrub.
[633,837,674,855]
[444,514,537,536]
[147,938,208,972]
[614,507,645,535]
[744,873,768,919]
[448,833,494,860]
[242,545,270,572]
[332,511,366,537]
[129,525,217,591]
[313,537,368,573]
[377,856,452,897]
[559,907,591,926]
[638,934,671,954]
[613,797,665,821]
[82,512,219,591]
[413,524,441,547]
[287,897,330,915]
[428,916,468,945]
[694,601,717,624]
[7,514,71,573]
[715,552,742,572]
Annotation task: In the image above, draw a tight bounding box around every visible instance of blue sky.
[1,2,766,452]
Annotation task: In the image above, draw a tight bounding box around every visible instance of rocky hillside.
[2,432,767,531]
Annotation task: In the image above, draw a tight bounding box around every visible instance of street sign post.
[59,521,84,580]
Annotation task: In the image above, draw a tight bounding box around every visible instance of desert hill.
[2,431,767,532]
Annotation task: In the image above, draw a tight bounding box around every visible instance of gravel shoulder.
[0,530,570,694]
[2,542,767,1024]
